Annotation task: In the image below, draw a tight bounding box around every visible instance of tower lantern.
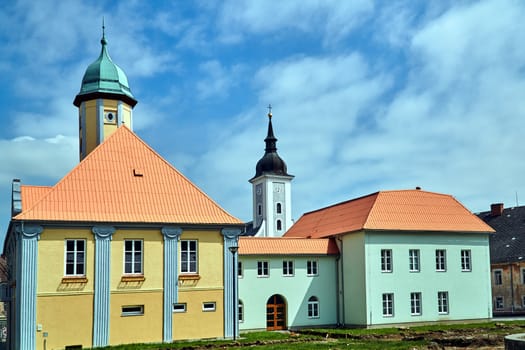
[73,25,137,160]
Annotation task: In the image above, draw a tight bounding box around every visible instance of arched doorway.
[266,294,286,330]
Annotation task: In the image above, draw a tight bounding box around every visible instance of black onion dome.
[252,112,292,179]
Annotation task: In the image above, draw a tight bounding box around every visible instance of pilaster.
[161,226,182,342]
[221,228,241,338]
[16,224,42,350]
[92,226,115,347]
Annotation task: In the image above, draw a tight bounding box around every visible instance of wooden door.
[266,294,286,330]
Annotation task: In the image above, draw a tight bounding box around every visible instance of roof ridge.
[301,191,380,216]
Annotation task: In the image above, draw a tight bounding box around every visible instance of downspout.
[335,254,340,326]
[509,261,515,313]
[336,236,345,326]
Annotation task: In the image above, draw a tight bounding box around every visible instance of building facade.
[3,32,243,350]
[478,204,525,315]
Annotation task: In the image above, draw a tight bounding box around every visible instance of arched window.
[276,220,282,231]
[308,296,319,318]
[276,202,282,214]
[238,300,244,322]
[258,204,262,216]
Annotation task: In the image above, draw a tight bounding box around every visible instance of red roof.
[284,190,494,238]
[239,237,339,255]
[14,126,242,225]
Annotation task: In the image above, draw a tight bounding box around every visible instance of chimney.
[490,203,504,217]
[12,179,22,216]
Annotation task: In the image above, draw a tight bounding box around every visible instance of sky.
[1,0,524,245]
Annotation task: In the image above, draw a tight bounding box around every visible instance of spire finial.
[101,17,107,46]
[267,104,272,119]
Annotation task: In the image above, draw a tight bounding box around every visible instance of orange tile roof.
[284,189,495,238]
[14,126,242,225]
[239,237,339,255]
[20,185,52,211]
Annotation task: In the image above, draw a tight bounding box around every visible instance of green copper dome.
[73,33,137,107]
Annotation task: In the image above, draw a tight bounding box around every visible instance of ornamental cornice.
[221,228,242,240]
[161,226,183,240]
[92,226,116,240]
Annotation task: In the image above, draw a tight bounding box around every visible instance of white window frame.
[495,296,504,310]
[282,260,294,276]
[410,292,422,316]
[173,303,187,313]
[494,269,503,285]
[307,260,318,276]
[202,302,216,312]
[461,249,471,271]
[64,239,86,276]
[381,249,392,272]
[438,291,449,314]
[238,260,243,278]
[382,293,394,317]
[124,239,143,275]
[180,240,198,274]
[409,249,420,272]
[238,300,244,322]
[435,249,446,272]
[257,261,269,277]
[307,296,320,318]
[121,305,144,316]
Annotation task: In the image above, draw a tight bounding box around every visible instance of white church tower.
[249,108,294,237]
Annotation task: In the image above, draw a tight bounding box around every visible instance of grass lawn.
[90,320,525,349]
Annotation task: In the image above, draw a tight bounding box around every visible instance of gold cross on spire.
[267,104,272,119]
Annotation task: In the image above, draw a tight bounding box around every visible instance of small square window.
[495,296,504,310]
[122,305,144,316]
[173,303,187,313]
[203,302,216,312]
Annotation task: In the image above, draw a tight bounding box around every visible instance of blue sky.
[1,0,525,244]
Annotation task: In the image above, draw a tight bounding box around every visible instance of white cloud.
[217,0,374,45]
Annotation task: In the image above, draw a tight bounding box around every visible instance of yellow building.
[3,29,243,350]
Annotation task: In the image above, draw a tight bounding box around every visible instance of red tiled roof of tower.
[284,189,494,238]
[239,237,339,255]
[14,126,242,225]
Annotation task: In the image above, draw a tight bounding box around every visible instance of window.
[258,204,262,216]
[124,240,143,274]
[122,305,144,316]
[65,239,85,276]
[522,295,525,308]
[410,292,422,316]
[461,250,471,271]
[521,268,525,284]
[181,240,197,273]
[494,269,503,285]
[382,293,394,317]
[381,249,392,272]
[435,250,446,271]
[239,300,244,322]
[438,291,449,314]
[202,302,216,312]
[307,260,318,276]
[257,261,269,277]
[495,297,504,310]
[282,260,294,276]
[238,261,243,278]
[173,303,187,313]
[409,249,420,272]
[308,296,320,318]
[276,220,282,231]
[276,202,282,214]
